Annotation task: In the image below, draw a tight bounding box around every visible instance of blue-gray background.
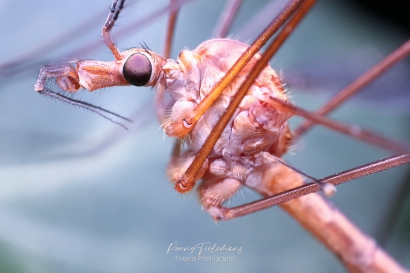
[0,0,409,272]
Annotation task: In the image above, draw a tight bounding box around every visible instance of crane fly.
[32,0,410,271]
[1,0,408,272]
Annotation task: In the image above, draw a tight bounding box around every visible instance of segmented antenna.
[39,87,133,130]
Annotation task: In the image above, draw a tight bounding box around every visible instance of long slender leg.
[102,0,126,60]
[217,155,410,272]
[156,0,180,134]
[261,160,408,273]
[294,39,410,137]
[212,0,243,38]
[163,0,180,59]
[220,154,410,219]
[267,96,410,153]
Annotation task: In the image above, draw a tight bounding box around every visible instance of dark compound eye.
[123,53,152,86]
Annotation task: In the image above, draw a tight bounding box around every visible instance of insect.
[0,0,410,270]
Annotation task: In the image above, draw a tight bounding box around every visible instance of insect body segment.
[157,39,293,218]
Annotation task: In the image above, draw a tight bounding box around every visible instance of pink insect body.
[35,38,294,219]
[157,39,293,218]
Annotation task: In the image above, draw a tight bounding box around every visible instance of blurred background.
[0,0,409,272]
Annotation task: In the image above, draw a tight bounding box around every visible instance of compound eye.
[123,53,152,86]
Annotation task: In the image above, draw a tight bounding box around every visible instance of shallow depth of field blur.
[0,0,409,272]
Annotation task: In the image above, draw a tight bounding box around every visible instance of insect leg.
[154,0,181,130]
[295,39,410,137]
[212,0,243,38]
[163,0,180,59]
[220,154,410,220]
[268,96,410,153]
[215,155,410,271]
[102,0,126,60]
